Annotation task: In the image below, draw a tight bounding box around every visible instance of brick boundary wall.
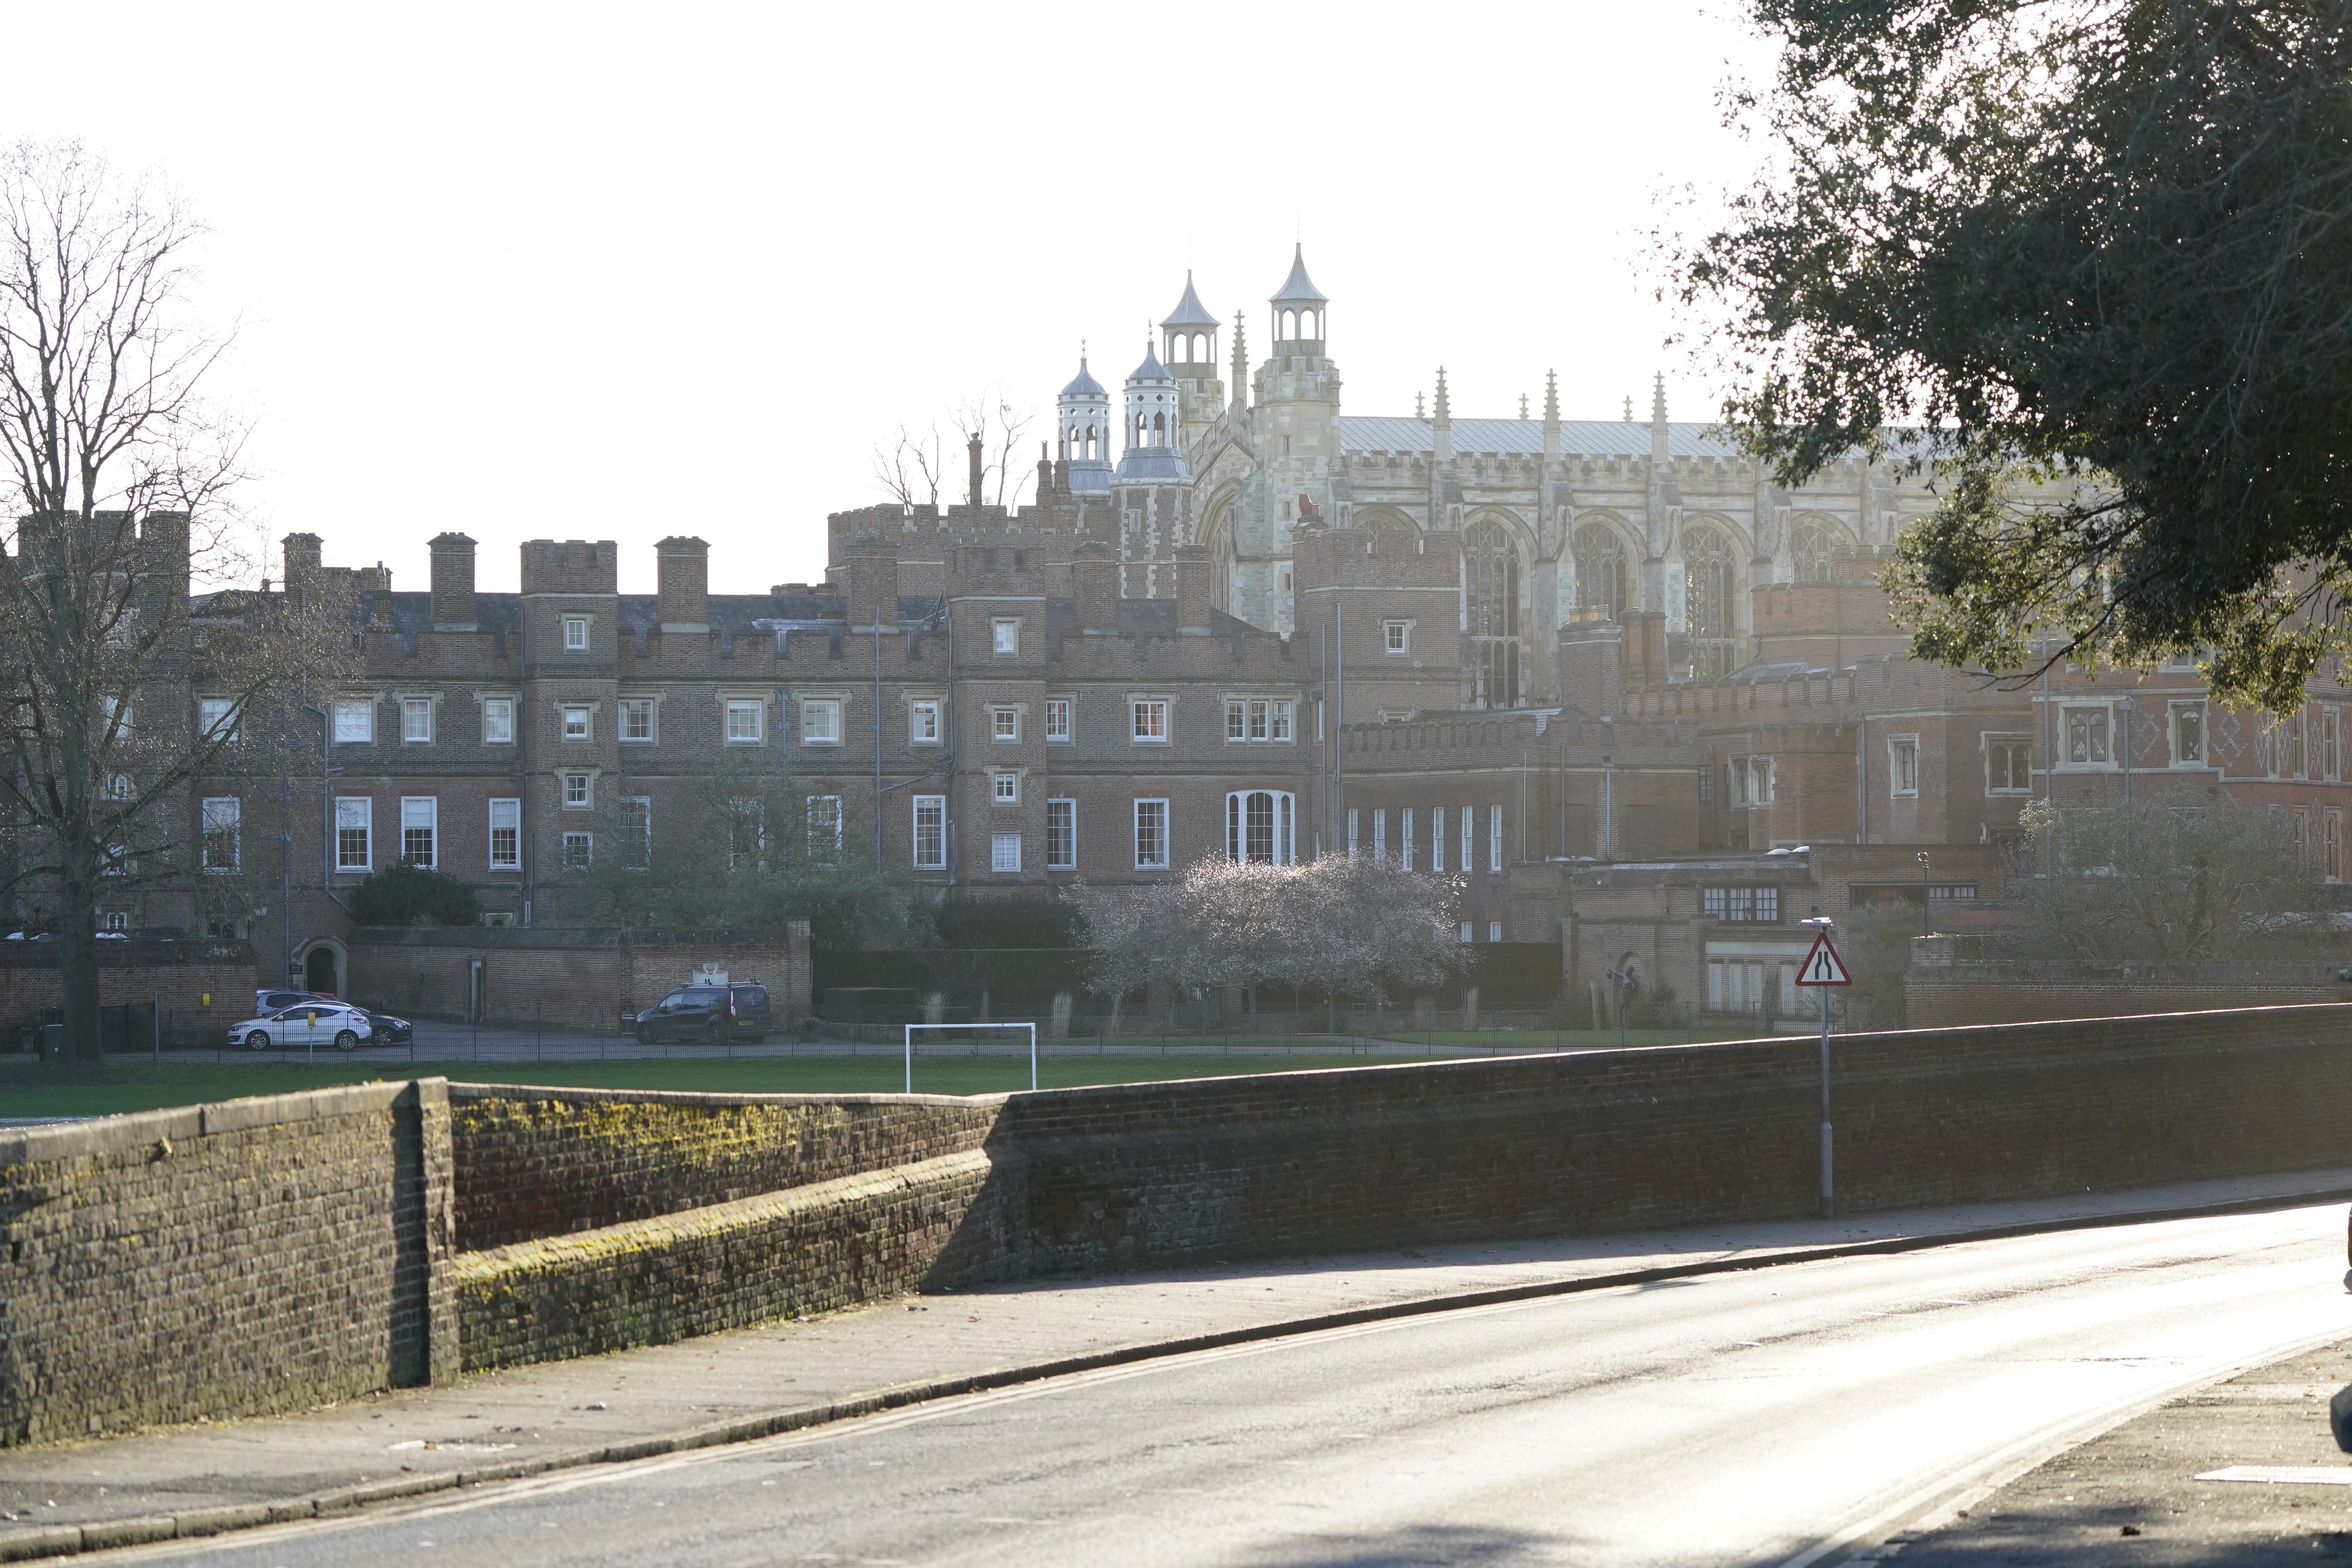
[0,1081,454,1446]
[446,1084,1002,1251]
[0,939,258,1046]
[454,1151,1023,1370]
[17,1004,2352,1441]
[344,925,811,1034]
[1907,971,2347,1029]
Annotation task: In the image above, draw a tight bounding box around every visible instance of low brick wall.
[447,1084,1001,1251]
[19,1004,2352,1442]
[455,1150,1022,1370]
[1906,960,2348,1027]
[0,1081,454,1446]
[345,925,811,1034]
[0,938,258,1046]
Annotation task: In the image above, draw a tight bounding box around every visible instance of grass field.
[0,1029,1746,1120]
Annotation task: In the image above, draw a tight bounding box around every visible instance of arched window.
[1465,519,1523,709]
[1085,425,1097,459]
[1791,520,1851,584]
[1684,523,1740,679]
[1152,412,1165,441]
[1572,521,1628,621]
[1226,790,1295,864]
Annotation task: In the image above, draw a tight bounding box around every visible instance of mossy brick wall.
[989,1004,2352,1275]
[0,1081,454,1446]
[447,1083,1001,1250]
[454,1149,1025,1370]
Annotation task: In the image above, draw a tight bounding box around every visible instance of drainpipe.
[302,703,354,918]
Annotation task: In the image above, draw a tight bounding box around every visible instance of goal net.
[901,1022,1038,1093]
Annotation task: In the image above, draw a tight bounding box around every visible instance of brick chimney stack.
[844,534,899,628]
[967,432,985,508]
[428,532,477,630]
[656,535,710,631]
[1174,543,1212,629]
[1074,538,1117,632]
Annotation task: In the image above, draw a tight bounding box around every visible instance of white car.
[228,1002,372,1052]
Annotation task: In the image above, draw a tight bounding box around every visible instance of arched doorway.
[302,942,343,997]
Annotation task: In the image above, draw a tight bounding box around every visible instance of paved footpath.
[6,1169,2352,1563]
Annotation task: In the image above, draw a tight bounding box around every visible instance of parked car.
[255,988,331,1014]
[363,1010,412,1045]
[228,1002,373,1052]
[633,983,771,1044]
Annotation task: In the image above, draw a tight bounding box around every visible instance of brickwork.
[0,939,256,1043]
[446,1084,1000,1250]
[1906,962,2348,1028]
[453,1149,1024,1370]
[0,1080,453,1446]
[343,924,810,1033]
[16,1005,2352,1441]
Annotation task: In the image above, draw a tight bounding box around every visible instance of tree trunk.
[62,849,103,1064]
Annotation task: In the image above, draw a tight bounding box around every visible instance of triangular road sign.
[1794,932,1852,987]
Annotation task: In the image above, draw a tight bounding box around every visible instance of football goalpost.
[902,1022,1038,1093]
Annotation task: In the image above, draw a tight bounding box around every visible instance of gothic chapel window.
[1465,521,1522,709]
[1791,522,1851,584]
[1573,523,1627,622]
[1684,524,1741,679]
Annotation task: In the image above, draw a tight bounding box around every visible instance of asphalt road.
[106,1205,2352,1567]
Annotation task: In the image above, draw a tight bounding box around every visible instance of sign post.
[1794,920,1852,1218]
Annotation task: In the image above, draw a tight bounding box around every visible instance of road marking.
[2198,1465,2352,1485]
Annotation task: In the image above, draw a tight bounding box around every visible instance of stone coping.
[0,1078,443,1169]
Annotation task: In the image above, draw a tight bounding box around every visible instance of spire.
[1160,270,1218,328]
[1416,389,1426,421]
[1270,243,1327,305]
[1650,371,1669,463]
[1229,311,1248,412]
[1519,393,1529,420]
[1432,367,1452,468]
[1544,369,1559,426]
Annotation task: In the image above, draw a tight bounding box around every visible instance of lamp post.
[1917,850,1931,937]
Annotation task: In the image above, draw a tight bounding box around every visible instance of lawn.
[0,1028,1752,1120]
[2,1051,1430,1120]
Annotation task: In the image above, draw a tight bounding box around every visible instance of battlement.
[520,539,618,595]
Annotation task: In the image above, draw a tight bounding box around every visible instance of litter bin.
[40,1023,62,1060]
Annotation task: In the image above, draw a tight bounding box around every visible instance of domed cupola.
[1056,353,1112,495]
[1114,337,1190,485]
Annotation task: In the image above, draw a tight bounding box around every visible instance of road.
[108,1205,2352,1567]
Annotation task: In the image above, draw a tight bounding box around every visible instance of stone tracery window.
[1684,523,1741,679]
[1465,519,1522,708]
[1791,520,1852,584]
[1572,521,1629,621]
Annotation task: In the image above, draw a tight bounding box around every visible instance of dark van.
[633,983,771,1044]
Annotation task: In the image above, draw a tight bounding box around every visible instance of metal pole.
[874,618,884,869]
[1819,979,1833,1218]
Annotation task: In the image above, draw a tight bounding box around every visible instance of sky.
[5,2,1777,595]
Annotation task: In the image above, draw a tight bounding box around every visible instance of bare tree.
[0,142,350,1062]
[1998,788,2334,961]
[870,422,947,511]
[954,390,1036,509]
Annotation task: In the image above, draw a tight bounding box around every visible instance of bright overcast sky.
[9,2,1775,595]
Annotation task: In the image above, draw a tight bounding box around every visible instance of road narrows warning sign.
[1795,932,1852,986]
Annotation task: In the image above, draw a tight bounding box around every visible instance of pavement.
[7,1168,2352,1563]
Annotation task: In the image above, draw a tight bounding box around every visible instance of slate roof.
[1160,272,1219,329]
[1270,245,1327,305]
[1060,357,1106,399]
[1340,416,1744,460]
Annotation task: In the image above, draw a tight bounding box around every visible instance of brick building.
[18,247,2352,1022]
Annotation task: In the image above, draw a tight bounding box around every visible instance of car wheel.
[636,1024,656,1045]
[245,1030,271,1051]
[334,1030,360,1052]
[703,1019,726,1045]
